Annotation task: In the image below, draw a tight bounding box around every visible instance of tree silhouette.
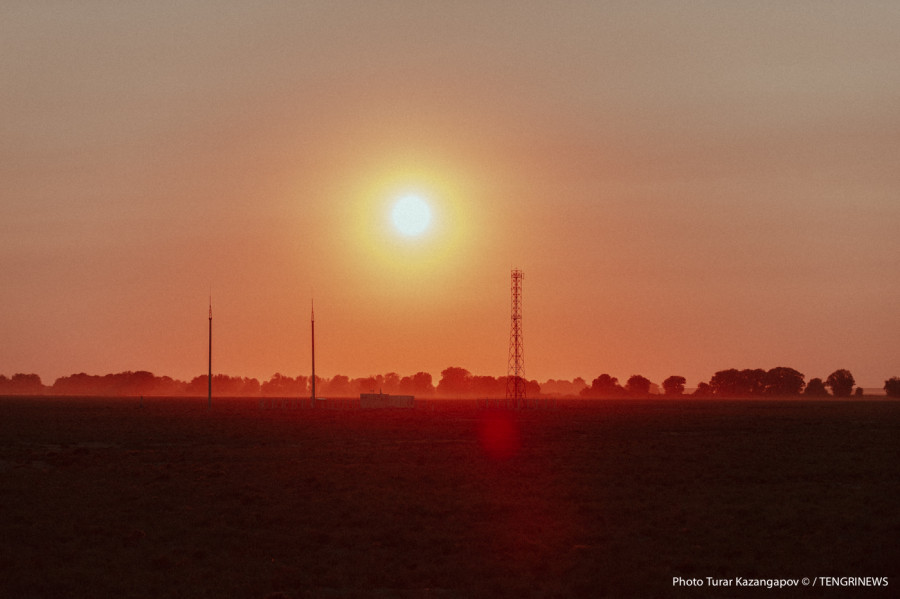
[692,382,712,397]
[399,372,435,396]
[242,377,262,395]
[885,377,900,398]
[825,369,855,398]
[259,373,306,397]
[324,374,351,397]
[51,371,185,396]
[52,372,101,395]
[9,365,883,401]
[764,367,805,396]
[413,371,435,396]
[471,375,505,397]
[382,372,401,394]
[709,368,767,397]
[580,374,624,398]
[743,369,767,396]
[625,375,652,397]
[1,373,44,395]
[354,376,381,395]
[541,378,587,397]
[129,371,155,394]
[437,367,472,396]
[206,374,260,396]
[709,369,742,397]
[709,369,736,396]
[662,376,686,396]
[804,377,829,396]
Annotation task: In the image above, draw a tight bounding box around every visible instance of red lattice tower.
[506,269,525,405]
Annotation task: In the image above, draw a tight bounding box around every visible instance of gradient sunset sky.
[3,2,898,389]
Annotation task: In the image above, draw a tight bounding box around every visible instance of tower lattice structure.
[506,269,525,405]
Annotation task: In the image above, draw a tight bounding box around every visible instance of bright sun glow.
[341,163,481,285]
[391,194,432,237]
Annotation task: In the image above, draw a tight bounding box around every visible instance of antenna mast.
[506,269,526,406]
[310,299,316,404]
[208,296,212,408]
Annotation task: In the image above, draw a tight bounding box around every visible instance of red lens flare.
[477,411,521,460]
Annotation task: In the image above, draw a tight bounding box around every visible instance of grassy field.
[0,397,897,598]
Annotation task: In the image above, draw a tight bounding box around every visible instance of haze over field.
[3,3,899,387]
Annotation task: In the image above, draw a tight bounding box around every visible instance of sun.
[391,194,432,237]
[339,164,481,283]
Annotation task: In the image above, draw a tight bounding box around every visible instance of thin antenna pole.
[310,299,316,404]
[208,296,212,408]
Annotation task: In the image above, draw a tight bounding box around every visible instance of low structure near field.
[359,392,414,408]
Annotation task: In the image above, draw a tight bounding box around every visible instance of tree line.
[0,370,437,398]
[2,368,899,398]
[580,368,897,399]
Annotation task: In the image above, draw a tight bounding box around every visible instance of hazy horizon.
[3,3,899,388]
[3,366,893,400]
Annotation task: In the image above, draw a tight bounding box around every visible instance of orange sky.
[3,3,899,389]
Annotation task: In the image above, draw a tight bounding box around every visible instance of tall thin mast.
[506,269,525,407]
[208,297,212,408]
[310,299,316,403]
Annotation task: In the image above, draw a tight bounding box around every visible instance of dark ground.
[0,397,897,598]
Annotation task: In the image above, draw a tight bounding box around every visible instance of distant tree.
[709,368,767,397]
[241,377,261,395]
[854,387,864,397]
[185,375,207,396]
[381,372,401,394]
[412,371,435,396]
[743,369,767,396]
[211,374,246,396]
[398,372,434,396]
[825,369,855,398]
[154,375,185,395]
[662,376,687,397]
[625,375,652,397]
[471,375,505,397]
[260,373,302,396]
[709,369,742,397]
[127,371,158,395]
[692,382,712,398]
[323,374,351,397]
[540,378,588,397]
[885,377,900,398]
[311,376,326,397]
[198,374,258,397]
[580,374,624,398]
[398,375,415,395]
[8,373,44,395]
[540,379,561,395]
[804,377,829,396]
[354,376,381,395]
[53,372,101,395]
[764,367,805,396]
[437,367,472,397]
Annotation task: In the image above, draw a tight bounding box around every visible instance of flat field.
[0,397,897,598]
